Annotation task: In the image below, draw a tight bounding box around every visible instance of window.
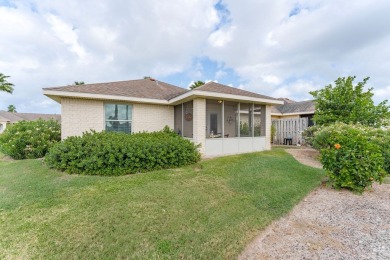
[104,104,132,133]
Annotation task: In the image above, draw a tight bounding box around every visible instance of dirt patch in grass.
[0,153,13,162]
[285,148,322,169]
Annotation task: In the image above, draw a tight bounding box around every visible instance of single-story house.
[270,99,315,145]
[43,78,283,156]
[271,99,315,126]
[0,110,61,134]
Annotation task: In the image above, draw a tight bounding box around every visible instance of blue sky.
[1,0,390,114]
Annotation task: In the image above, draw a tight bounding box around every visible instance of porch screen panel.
[224,101,238,137]
[240,103,252,137]
[254,105,262,136]
[174,105,183,136]
[206,99,222,138]
[182,101,193,138]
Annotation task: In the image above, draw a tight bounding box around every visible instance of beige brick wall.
[132,103,174,133]
[193,98,206,154]
[61,98,104,139]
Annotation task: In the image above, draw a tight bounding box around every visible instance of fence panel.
[272,117,309,145]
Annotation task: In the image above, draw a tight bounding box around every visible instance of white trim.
[44,88,284,106]
[221,101,224,138]
[169,90,283,105]
[43,90,169,105]
[271,111,314,116]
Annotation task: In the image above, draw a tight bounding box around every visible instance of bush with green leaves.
[45,128,201,176]
[302,125,320,147]
[0,119,61,159]
[313,123,386,193]
[370,128,390,175]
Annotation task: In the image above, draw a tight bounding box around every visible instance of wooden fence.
[272,118,309,145]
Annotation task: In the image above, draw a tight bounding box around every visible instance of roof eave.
[271,111,315,116]
[169,90,284,105]
[42,90,169,105]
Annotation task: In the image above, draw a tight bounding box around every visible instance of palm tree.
[0,73,14,94]
[190,80,205,90]
[8,105,16,113]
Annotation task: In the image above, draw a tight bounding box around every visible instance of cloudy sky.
[1,0,390,114]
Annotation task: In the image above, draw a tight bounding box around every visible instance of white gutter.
[43,90,169,105]
[271,111,315,116]
[43,89,284,106]
[169,90,284,105]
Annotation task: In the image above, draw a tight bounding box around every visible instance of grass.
[0,149,323,259]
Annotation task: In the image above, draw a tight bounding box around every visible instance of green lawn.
[0,149,323,259]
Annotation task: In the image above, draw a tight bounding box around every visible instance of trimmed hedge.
[0,119,61,159]
[313,123,386,193]
[45,128,201,175]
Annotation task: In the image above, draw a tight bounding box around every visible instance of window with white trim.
[104,104,132,133]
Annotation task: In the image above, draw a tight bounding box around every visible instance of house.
[270,99,315,145]
[43,78,283,156]
[271,99,315,125]
[0,110,61,134]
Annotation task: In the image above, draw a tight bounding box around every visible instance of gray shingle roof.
[0,111,61,123]
[272,100,315,114]
[196,82,280,101]
[44,78,189,101]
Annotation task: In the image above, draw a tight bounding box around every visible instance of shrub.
[370,128,390,175]
[0,119,61,159]
[302,125,320,147]
[313,123,386,193]
[45,129,201,176]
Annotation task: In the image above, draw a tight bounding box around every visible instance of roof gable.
[195,82,279,101]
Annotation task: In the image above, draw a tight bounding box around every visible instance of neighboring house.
[0,110,61,134]
[43,78,283,156]
[271,99,315,126]
[270,99,315,145]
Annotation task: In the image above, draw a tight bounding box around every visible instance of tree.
[190,80,205,90]
[74,81,85,85]
[7,105,16,113]
[0,73,14,94]
[310,76,390,127]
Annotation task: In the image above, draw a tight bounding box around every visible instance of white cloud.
[374,85,390,103]
[0,0,220,113]
[215,69,227,79]
[1,0,390,114]
[205,0,390,103]
[208,26,235,47]
[46,14,86,59]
